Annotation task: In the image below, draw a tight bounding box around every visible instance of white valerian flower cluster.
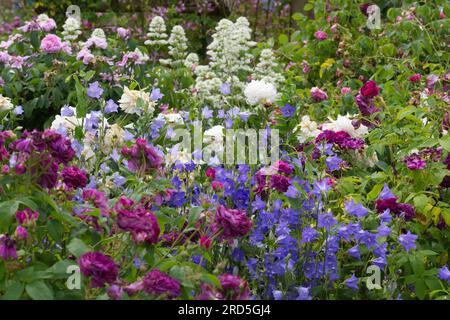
[244,80,278,105]
[253,49,285,87]
[0,94,14,112]
[193,17,257,105]
[184,53,199,69]
[160,25,188,67]
[118,87,155,115]
[144,16,168,46]
[61,17,82,41]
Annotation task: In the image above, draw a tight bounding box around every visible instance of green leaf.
[187,207,201,228]
[0,201,19,231]
[46,220,64,243]
[29,31,40,49]
[2,281,24,300]
[367,183,383,200]
[409,255,425,275]
[439,135,450,152]
[200,274,221,288]
[303,3,313,11]
[46,260,78,279]
[74,76,87,118]
[278,34,288,45]
[25,281,54,300]
[414,279,427,300]
[67,238,91,258]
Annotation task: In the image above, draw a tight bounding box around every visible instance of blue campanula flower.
[348,245,360,259]
[296,286,312,300]
[345,274,359,290]
[110,149,120,162]
[281,103,295,117]
[344,199,368,218]
[377,223,391,238]
[150,87,164,101]
[87,81,103,99]
[374,242,387,258]
[123,130,135,141]
[326,155,342,171]
[61,104,74,116]
[284,184,300,198]
[220,83,231,95]
[201,106,213,119]
[437,265,450,283]
[105,99,119,113]
[301,227,319,244]
[318,211,337,230]
[113,172,126,187]
[379,183,396,199]
[232,188,249,209]
[379,209,392,224]
[13,105,23,115]
[398,231,418,253]
[252,195,266,212]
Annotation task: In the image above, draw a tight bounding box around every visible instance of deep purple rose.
[78,252,118,288]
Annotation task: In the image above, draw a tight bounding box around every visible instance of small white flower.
[244,80,278,105]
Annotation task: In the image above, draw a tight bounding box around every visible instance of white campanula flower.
[295,115,322,143]
[104,124,125,153]
[0,94,14,112]
[166,143,192,165]
[244,80,278,105]
[156,113,184,125]
[118,87,154,115]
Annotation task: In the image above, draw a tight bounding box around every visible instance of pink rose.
[314,30,328,40]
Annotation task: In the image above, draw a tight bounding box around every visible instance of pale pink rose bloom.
[314,30,328,40]
[341,87,351,95]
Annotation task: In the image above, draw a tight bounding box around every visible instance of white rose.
[244,80,278,105]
